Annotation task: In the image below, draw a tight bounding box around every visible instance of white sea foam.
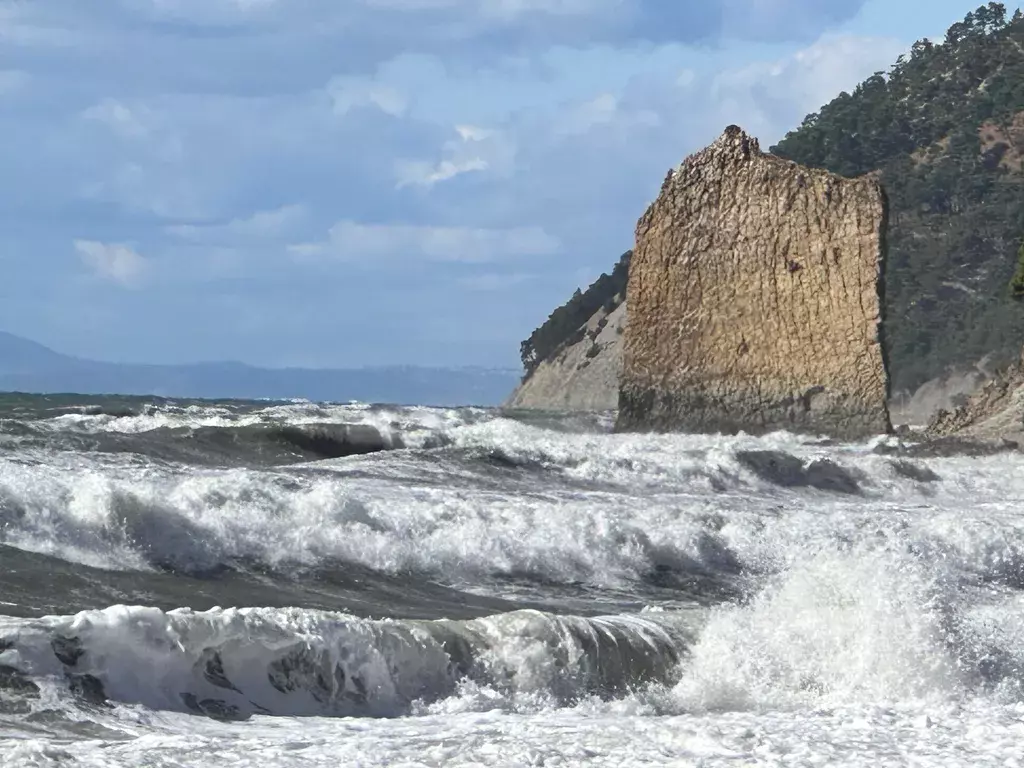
[35,401,483,447]
[0,605,695,719]
[8,700,1024,767]
[3,406,1024,766]
[2,411,1023,593]
[3,550,1024,766]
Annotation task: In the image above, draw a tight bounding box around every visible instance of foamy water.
[1,397,1023,766]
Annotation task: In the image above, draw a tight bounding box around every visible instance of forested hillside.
[518,4,1024,394]
[519,251,630,378]
[772,2,1024,391]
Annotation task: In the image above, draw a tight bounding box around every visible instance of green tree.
[1011,242,1024,299]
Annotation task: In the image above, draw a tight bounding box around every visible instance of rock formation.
[889,354,997,427]
[505,302,624,411]
[927,348,1024,444]
[617,125,892,439]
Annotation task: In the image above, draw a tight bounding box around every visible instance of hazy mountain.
[0,332,518,407]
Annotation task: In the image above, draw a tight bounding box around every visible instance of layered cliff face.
[927,347,1024,443]
[506,253,628,411]
[617,126,892,439]
[505,302,624,411]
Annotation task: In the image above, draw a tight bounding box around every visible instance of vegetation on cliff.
[519,251,630,377]
[771,3,1024,391]
[1012,242,1024,299]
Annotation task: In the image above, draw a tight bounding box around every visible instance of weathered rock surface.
[617,125,892,439]
[927,347,1024,445]
[889,363,992,427]
[505,302,624,411]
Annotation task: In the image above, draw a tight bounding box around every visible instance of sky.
[0,0,1002,370]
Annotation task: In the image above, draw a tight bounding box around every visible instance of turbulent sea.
[1,393,1024,766]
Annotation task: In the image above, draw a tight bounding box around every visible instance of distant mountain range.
[0,332,519,406]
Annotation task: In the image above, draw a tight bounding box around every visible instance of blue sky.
[0,0,1003,369]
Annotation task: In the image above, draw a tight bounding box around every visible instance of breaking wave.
[4,538,1024,725]
[0,607,697,719]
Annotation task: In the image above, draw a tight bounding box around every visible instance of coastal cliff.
[506,253,628,411]
[617,126,892,438]
[927,347,1024,443]
[510,8,1024,420]
[505,302,623,411]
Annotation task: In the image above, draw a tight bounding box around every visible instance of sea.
[0,392,1023,766]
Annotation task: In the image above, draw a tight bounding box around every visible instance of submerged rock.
[618,125,891,439]
[875,435,1020,458]
[889,459,941,483]
[736,450,863,494]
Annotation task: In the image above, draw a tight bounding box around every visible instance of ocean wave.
[4,540,1024,727]
[0,607,697,720]
[0,423,1020,593]
[30,401,483,444]
[0,403,1022,610]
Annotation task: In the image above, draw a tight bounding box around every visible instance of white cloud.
[396,123,515,187]
[360,0,602,14]
[328,75,407,117]
[291,220,559,263]
[455,125,491,141]
[82,98,151,139]
[74,240,148,287]
[119,0,281,26]
[0,0,909,370]
[518,32,904,159]
[703,33,906,143]
[552,92,618,136]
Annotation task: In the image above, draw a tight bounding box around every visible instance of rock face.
[927,348,1024,443]
[505,302,624,411]
[617,126,892,438]
[889,355,997,427]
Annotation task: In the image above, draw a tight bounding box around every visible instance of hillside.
[518,251,630,378]
[771,2,1024,392]
[0,332,518,406]
[0,331,72,372]
[515,4,1024,400]
[508,252,629,410]
[506,301,625,411]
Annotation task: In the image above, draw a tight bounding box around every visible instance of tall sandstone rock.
[617,126,892,438]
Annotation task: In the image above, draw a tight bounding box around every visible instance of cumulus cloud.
[709,34,907,137]
[116,0,283,27]
[328,76,408,117]
[550,92,662,138]
[74,240,148,287]
[1,0,871,70]
[82,98,152,140]
[396,124,515,187]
